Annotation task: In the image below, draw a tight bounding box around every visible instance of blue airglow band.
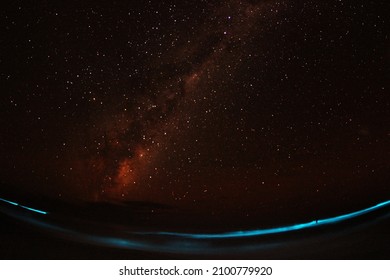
[0,197,48,215]
[141,200,390,239]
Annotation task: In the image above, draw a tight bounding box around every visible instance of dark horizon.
[1,0,389,258]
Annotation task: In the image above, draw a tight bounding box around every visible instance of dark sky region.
[0,0,389,225]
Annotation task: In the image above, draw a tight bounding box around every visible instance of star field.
[1,0,389,223]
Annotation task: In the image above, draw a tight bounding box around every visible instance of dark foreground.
[1,198,389,259]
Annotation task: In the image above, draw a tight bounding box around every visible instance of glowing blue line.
[0,197,18,206]
[1,196,389,254]
[0,197,47,215]
[143,200,390,239]
[20,205,48,215]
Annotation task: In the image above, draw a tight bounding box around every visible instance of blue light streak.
[143,199,390,239]
[0,197,48,215]
[0,196,389,254]
[19,205,48,215]
[0,197,18,206]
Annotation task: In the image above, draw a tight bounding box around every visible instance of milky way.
[1,0,389,223]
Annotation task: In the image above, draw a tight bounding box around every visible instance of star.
[0,0,388,224]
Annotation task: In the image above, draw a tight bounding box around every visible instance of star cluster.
[1,0,389,222]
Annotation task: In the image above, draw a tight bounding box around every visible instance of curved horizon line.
[140,199,390,239]
[1,196,390,241]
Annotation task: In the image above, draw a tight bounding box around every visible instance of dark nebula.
[1,0,389,226]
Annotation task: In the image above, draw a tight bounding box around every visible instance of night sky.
[1,0,389,226]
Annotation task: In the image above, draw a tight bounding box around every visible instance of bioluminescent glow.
[0,197,48,215]
[0,197,389,254]
[142,200,390,239]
